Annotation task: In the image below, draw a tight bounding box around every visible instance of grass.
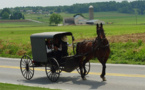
[0,24,145,64]
[108,40,145,65]
[0,21,48,27]
[0,24,145,44]
[0,83,59,90]
[1,11,145,64]
[1,11,145,90]
[80,12,145,25]
[25,14,50,23]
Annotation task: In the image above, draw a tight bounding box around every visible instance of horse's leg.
[79,62,85,80]
[82,60,87,80]
[100,61,107,81]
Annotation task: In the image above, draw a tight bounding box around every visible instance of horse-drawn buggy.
[20,24,110,82]
[20,32,90,82]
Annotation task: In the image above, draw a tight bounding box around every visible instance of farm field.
[0,12,145,65]
[25,12,145,25]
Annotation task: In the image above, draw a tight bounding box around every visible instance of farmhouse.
[63,14,104,25]
[74,15,87,25]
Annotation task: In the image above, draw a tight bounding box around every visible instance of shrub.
[137,40,142,46]
[109,41,145,64]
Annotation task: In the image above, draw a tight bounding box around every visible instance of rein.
[93,37,109,62]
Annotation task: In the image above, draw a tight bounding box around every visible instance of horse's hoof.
[102,77,106,81]
[100,76,106,81]
[83,77,87,80]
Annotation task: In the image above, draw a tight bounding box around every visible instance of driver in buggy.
[53,35,69,64]
[46,39,54,57]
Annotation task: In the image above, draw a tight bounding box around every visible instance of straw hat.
[61,35,68,42]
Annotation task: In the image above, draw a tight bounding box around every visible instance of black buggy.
[20,32,90,82]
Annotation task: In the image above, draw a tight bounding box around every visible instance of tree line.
[10,0,145,15]
[1,1,145,20]
[0,8,25,20]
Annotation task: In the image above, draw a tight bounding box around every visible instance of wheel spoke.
[26,72,29,79]
[28,60,31,65]
[29,70,33,75]
[22,70,27,76]
[24,71,27,78]
[21,60,26,66]
[28,71,31,79]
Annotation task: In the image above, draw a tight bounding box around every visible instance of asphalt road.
[0,57,145,90]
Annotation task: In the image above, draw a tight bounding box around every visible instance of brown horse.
[76,23,110,81]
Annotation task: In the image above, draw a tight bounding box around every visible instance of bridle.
[79,31,110,59]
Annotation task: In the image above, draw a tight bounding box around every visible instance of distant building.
[87,5,104,24]
[63,5,105,25]
[89,5,94,20]
[74,15,87,25]
[63,18,75,25]
[86,20,105,24]
[63,15,87,25]
[26,10,33,14]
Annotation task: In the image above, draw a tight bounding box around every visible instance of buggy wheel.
[45,58,61,82]
[77,61,90,75]
[20,55,34,80]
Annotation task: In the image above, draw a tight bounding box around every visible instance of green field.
[0,83,59,90]
[0,12,145,64]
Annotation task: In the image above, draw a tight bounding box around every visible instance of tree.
[56,7,61,13]
[1,8,11,19]
[10,12,24,19]
[49,13,63,25]
[22,15,25,19]
[2,12,9,19]
[1,8,11,15]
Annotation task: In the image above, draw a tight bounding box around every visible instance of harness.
[93,37,110,62]
[93,37,109,50]
[82,37,110,61]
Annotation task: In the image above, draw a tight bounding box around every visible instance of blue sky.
[0,0,136,9]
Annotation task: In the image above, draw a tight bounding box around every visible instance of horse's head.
[96,23,105,39]
[95,23,109,49]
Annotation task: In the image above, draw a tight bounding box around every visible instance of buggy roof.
[30,32,72,39]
